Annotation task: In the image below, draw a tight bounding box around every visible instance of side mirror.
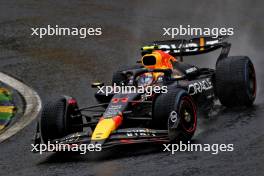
[91,82,104,88]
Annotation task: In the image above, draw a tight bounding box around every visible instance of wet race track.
[0,0,264,175]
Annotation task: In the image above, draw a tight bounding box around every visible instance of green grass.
[0,93,11,101]
[0,112,12,120]
[0,91,14,127]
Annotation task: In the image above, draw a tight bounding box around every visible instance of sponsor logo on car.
[186,67,198,74]
[126,129,156,137]
[188,78,213,95]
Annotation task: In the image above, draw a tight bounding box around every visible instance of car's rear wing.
[141,36,231,62]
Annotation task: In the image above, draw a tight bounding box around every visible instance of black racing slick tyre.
[112,65,143,85]
[215,56,256,107]
[153,88,197,142]
[40,97,83,143]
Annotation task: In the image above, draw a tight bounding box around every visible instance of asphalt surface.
[0,0,264,175]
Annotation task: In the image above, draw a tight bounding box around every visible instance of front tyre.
[40,96,83,143]
[153,88,197,142]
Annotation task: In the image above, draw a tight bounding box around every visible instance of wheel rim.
[179,96,197,133]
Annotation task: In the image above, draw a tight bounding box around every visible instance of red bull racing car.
[34,36,256,150]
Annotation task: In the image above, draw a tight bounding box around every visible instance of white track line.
[0,72,42,143]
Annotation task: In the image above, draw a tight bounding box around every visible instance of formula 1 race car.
[34,36,256,150]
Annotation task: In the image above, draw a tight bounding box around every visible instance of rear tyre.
[112,65,143,85]
[40,97,83,143]
[215,56,256,107]
[153,88,197,142]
